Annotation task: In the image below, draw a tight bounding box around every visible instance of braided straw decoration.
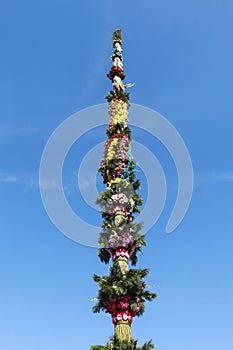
[114,210,125,227]
[115,320,131,342]
[114,256,128,273]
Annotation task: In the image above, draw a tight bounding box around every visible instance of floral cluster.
[97,212,143,258]
[96,178,142,226]
[108,193,134,215]
[106,294,141,324]
[108,99,128,130]
[103,134,130,162]
[109,247,139,261]
[92,267,156,316]
[107,229,136,249]
[107,66,126,81]
[99,133,133,183]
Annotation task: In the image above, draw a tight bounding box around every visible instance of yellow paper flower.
[109,178,121,186]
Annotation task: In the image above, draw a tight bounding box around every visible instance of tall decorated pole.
[91,29,157,350]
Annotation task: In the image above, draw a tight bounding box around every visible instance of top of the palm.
[97,28,144,266]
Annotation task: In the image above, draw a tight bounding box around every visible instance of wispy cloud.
[39,179,64,192]
[194,172,233,186]
[0,175,20,183]
[0,173,38,190]
[223,173,233,181]
[0,173,79,194]
[0,126,37,143]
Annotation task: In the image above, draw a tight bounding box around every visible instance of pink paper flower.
[117,314,122,321]
[123,313,128,321]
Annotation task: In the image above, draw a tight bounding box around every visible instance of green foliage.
[98,248,111,264]
[92,266,157,314]
[97,222,146,253]
[98,159,137,185]
[106,125,132,140]
[132,180,141,190]
[96,176,143,219]
[95,181,143,250]
[130,250,139,266]
[97,244,143,266]
[107,68,126,81]
[105,91,130,104]
[91,337,154,350]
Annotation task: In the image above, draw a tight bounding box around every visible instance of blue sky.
[1,0,233,349]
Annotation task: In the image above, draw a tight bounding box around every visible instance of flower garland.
[93,267,156,316]
[108,100,128,130]
[106,294,141,324]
